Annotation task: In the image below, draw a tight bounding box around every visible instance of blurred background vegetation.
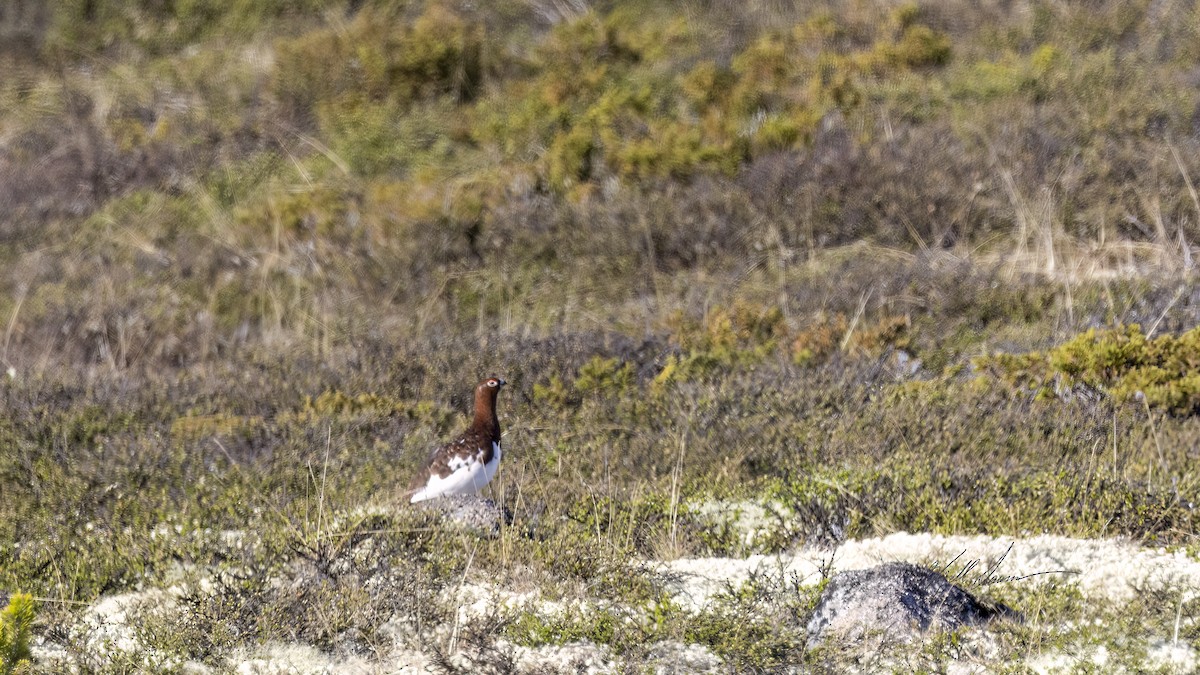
[3,0,1200,668]
[1,0,1198,369]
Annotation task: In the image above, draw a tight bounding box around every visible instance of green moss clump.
[271,4,483,126]
[682,587,807,669]
[949,43,1064,102]
[171,414,265,442]
[0,593,35,674]
[533,355,635,407]
[503,605,622,647]
[976,324,1200,414]
[654,303,787,386]
[294,391,454,430]
[574,356,636,397]
[877,24,952,69]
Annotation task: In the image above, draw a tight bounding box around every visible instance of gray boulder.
[806,562,1015,648]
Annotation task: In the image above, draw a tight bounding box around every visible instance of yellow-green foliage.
[655,304,786,386]
[315,97,457,177]
[45,0,327,56]
[656,305,912,382]
[504,605,622,647]
[237,185,353,239]
[792,314,848,366]
[976,324,1200,414]
[949,43,1064,102]
[868,24,952,70]
[573,356,635,397]
[364,170,511,248]
[680,61,734,111]
[475,7,951,192]
[172,414,265,442]
[271,4,482,123]
[534,355,635,406]
[729,35,793,116]
[792,313,910,366]
[532,375,573,407]
[301,390,407,417]
[676,304,786,362]
[0,593,35,674]
[615,119,740,180]
[296,391,455,429]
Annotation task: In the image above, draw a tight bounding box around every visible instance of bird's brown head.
[475,375,506,399]
[472,376,506,437]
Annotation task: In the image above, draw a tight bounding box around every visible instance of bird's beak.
[499,378,508,387]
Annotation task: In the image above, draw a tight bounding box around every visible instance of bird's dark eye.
[487,380,498,387]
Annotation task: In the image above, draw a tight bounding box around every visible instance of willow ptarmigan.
[407,376,506,503]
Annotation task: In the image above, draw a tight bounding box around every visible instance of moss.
[977,324,1200,414]
[949,44,1064,102]
[573,355,636,398]
[669,303,787,366]
[680,570,815,669]
[294,391,455,431]
[270,4,483,125]
[0,593,35,674]
[171,414,265,443]
[503,605,623,647]
[792,312,911,366]
[878,24,953,69]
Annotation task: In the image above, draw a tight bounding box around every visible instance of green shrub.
[504,605,622,647]
[882,24,952,68]
[976,324,1200,414]
[656,303,787,386]
[271,4,483,126]
[791,313,910,366]
[949,44,1063,102]
[573,356,635,398]
[0,593,35,674]
[680,61,734,110]
[45,0,329,58]
[615,121,736,179]
[546,123,599,189]
[729,35,793,116]
[674,565,820,669]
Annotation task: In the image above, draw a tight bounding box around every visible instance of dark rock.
[806,562,1016,648]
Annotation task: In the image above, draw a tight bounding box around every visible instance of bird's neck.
[473,395,500,441]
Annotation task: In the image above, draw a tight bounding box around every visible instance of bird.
[407,376,507,503]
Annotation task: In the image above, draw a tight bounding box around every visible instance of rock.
[806,562,1015,648]
[644,641,724,673]
[413,495,511,536]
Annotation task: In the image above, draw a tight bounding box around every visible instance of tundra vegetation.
[2,0,1200,671]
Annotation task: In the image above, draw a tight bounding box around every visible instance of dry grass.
[2,0,1200,670]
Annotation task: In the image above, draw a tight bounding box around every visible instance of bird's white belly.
[410,442,501,503]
